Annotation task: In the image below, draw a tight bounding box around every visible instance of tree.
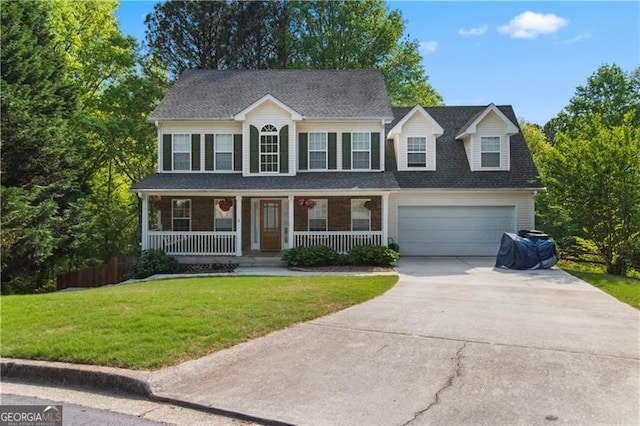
[381,38,442,106]
[144,0,441,106]
[145,0,236,75]
[1,0,83,292]
[550,64,640,140]
[546,114,640,274]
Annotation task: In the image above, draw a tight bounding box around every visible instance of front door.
[260,200,282,251]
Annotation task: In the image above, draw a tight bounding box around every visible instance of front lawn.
[1,275,397,369]
[559,260,640,309]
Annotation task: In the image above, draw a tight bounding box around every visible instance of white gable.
[455,103,518,139]
[234,94,302,121]
[386,105,443,138]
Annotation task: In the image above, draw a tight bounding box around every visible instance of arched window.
[260,124,279,172]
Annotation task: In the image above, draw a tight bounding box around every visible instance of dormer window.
[407,137,427,168]
[260,124,279,173]
[481,136,501,168]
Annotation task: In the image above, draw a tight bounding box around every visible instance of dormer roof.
[386,105,444,138]
[455,103,519,139]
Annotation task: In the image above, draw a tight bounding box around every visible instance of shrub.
[347,245,400,266]
[130,249,180,279]
[282,245,339,267]
[388,242,400,253]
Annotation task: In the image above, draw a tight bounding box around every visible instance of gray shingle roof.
[386,105,543,189]
[149,69,394,121]
[132,172,399,192]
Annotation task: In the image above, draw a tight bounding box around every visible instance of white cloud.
[419,40,439,54]
[458,25,488,37]
[498,11,568,39]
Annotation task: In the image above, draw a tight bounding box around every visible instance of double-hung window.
[352,132,370,169]
[215,134,233,171]
[480,136,501,168]
[407,137,427,168]
[260,124,279,172]
[308,133,327,170]
[351,199,371,231]
[308,199,328,231]
[214,199,234,231]
[172,199,191,231]
[173,134,191,171]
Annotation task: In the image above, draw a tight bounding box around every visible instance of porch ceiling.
[132,172,399,192]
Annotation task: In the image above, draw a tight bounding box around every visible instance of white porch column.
[288,195,295,249]
[141,193,149,250]
[381,193,389,247]
[235,196,243,256]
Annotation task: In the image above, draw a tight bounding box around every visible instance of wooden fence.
[57,255,134,290]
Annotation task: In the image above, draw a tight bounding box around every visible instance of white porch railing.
[293,231,383,253]
[148,231,236,256]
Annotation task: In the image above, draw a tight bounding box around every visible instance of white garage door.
[397,206,516,256]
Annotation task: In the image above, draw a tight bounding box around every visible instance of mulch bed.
[290,265,395,273]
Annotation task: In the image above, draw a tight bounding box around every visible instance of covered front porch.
[140,193,389,257]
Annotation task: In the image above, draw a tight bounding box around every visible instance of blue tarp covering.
[495,233,558,270]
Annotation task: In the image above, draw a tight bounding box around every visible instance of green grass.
[1,275,397,370]
[559,260,640,309]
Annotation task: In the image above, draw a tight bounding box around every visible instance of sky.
[116,1,640,125]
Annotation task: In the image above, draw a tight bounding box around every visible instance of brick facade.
[155,195,381,236]
[294,196,381,231]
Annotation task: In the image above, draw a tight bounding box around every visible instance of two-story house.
[132,69,542,259]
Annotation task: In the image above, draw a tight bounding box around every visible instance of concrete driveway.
[149,258,640,425]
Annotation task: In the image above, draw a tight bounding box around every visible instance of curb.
[1,358,151,397]
[0,358,292,426]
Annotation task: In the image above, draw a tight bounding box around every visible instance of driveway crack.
[400,342,467,426]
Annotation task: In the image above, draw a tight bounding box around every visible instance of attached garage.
[397,206,516,256]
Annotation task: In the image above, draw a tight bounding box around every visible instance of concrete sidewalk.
[148,257,640,425]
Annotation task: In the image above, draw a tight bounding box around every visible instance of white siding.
[158,121,242,173]
[244,100,295,176]
[388,191,535,244]
[472,110,510,171]
[298,121,381,171]
[395,113,437,171]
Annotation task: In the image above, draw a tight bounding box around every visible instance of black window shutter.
[371,132,380,170]
[204,134,214,171]
[279,125,289,173]
[250,125,259,173]
[298,133,308,170]
[191,134,200,170]
[328,133,337,169]
[233,134,242,171]
[342,133,351,170]
[163,134,172,171]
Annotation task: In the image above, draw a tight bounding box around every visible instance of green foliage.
[346,245,400,266]
[381,38,442,106]
[388,242,400,253]
[144,0,441,106]
[1,0,86,293]
[129,249,180,279]
[282,245,340,267]
[551,64,640,140]
[545,114,640,274]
